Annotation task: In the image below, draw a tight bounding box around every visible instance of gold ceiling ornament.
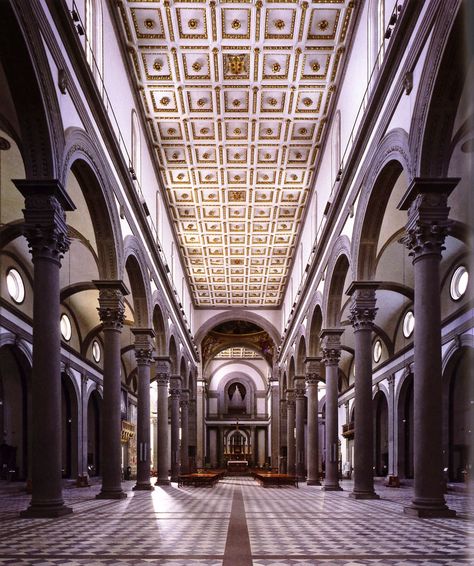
[153,60,163,71]
[160,96,170,106]
[311,61,321,72]
[205,174,213,180]
[182,193,189,199]
[230,190,245,201]
[231,19,241,30]
[266,128,273,135]
[272,62,281,73]
[144,19,155,29]
[274,19,285,30]
[263,174,269,180]
[202,152,210,159]
[177,173,185,179]
[172,151,179,159]
[295,152,302,158]
[264,153,271,159]
[234,128,241,135]
[197,97,207,107]
[226,54,247,75]
[318,19,329,30]
[299,128,308,135]
[200,127,209,134]
[192,61,202,72]
[209,193,217,199]
[234,174,241,180]
[291,174,298,180]
[268,97,278,106]
[303,97,312,106]
[168,127,176,135]
[188,18,199,29]
[232,99,241,107]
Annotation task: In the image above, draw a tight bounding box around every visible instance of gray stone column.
[346,283,379,499]
[305,357,322,486]
[387,375,397,477]
[398,178,458,517]
[132,328,155,491]
[170,375,181,481]
[180,389,190,474]
[196,377,205,468]
[15,180,74,518]
[269,377,280,470]
[77,374,90,487]
[279,397,287,473]
[286,390,296,475]
[294,377,306,480]
[321,330,343,491]
[251,427,257,466]
[155,357,170,485]
[94,280,129,500]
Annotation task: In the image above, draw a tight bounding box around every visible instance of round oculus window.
[373,339,382,363]
[6,268,25,303]
[450,265,468,301]
[92,340,101,363]
[60,313,72,341]
[402,310,415,338]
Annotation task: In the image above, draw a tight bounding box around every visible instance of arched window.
[131,110,141,183]
[368,0,385,77]
[332,110,341,185]
[85,0,104,83]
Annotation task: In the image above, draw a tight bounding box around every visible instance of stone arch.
[288,357,296,388]
[179,356,187,389]
[0,2,64,179]
[124,236,152,329]
[351,129,412,281]
[295,334,307,376]
[62,128,123,279]
[220,373,257,416]
[195,310,280,349]
[60,369,79,479]
[307,300,323,357]
[152,294,168,356]
[323,237,351,327]
[373,387,389,476]
[168,335,178,374]
[396,366,414,479]
[409,2,466,176]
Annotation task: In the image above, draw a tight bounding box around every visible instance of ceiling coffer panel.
[118,0,355,307]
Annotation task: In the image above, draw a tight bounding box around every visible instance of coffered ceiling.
[117,0,355,308]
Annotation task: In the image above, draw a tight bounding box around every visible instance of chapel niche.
[228,382,246,415]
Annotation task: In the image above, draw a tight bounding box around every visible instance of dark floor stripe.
[223,486,252,566]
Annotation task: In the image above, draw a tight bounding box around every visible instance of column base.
[155,479,170,485]
[404,502,456,518]
[20,503,73,518]
[323,484,343,491]
[133,483,155,491]
[306,479,322,486]
[349,491,380,500]
[76,475,90,488]
[297,476,306,482]
[96,490,127,500]
[170,476,179,483]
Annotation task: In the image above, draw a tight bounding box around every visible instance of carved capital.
[15,180,75,265]
[397,178,458,260]
[347,284,378,332]
[96,288,125,330]
[305,356,322,382]
[133,328,155,366]
[156,372,169,386]
[305,373,320,387]
[180,390,190,408]
[320,330,343,365]
[294,377,306,398]
[286,390,295,407]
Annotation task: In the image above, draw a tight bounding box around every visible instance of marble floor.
[0,477,472,565]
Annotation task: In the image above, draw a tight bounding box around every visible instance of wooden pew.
[252,471,299,488]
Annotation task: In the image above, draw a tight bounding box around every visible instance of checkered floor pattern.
[0,477,472,565]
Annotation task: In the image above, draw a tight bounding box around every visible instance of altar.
[227,460,249,474]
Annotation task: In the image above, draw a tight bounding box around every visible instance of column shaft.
[156,361,170,485]
[170,376,181,481]
[286,392,296,475]
[180,391,190,474]
[295,378,306,480]
[15,180,74,518]
[306,369,320,485]
[398,179,457,517]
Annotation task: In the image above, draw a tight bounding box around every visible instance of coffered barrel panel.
[118,0,355,307]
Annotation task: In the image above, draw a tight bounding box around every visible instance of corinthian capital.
[320,329,344,365]
[14,180,75,265]
[132,328,155,366]
[398,178,458,261]
[94,280,129,331]
[346,283,379,332]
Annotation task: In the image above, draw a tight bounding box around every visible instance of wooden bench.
[178,470,225,488]
[252,471,298,488]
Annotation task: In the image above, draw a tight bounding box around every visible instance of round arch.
[124,236,152,329]
[62,128,123,279]
[351,130,412,281]
[323,239,351,327]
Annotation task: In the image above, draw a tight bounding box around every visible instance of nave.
[0,477,471,565]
